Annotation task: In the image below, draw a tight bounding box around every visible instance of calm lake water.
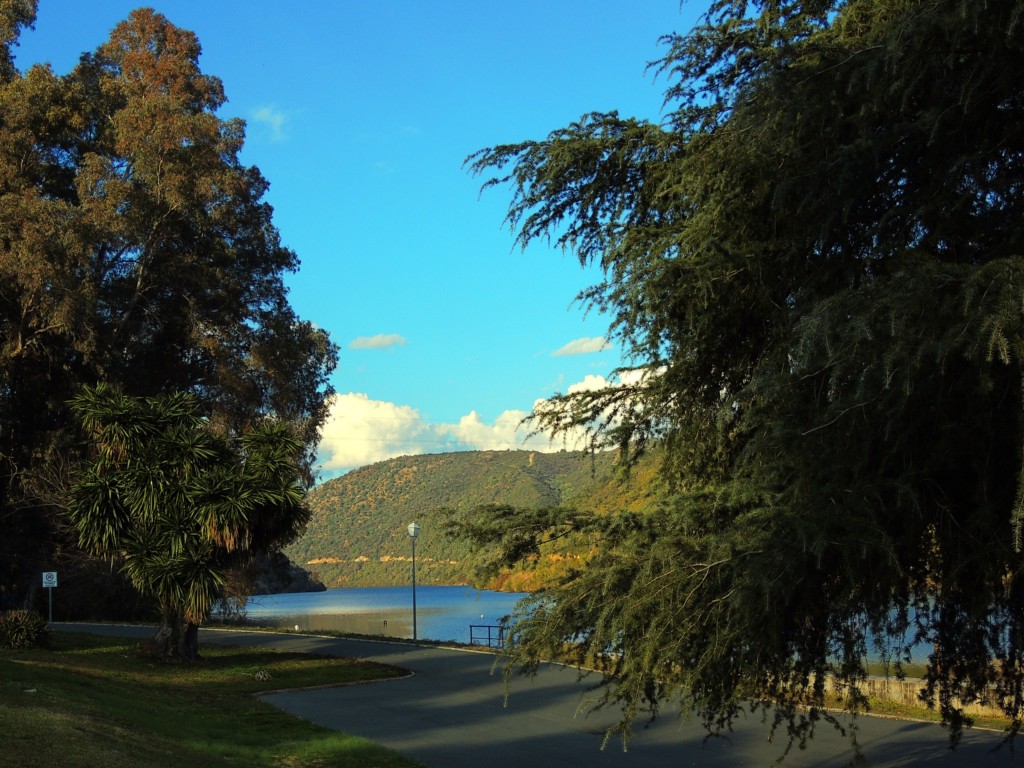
[242,586,934,663]
[243,585,529,644]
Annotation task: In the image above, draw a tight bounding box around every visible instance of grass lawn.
[0,631,424,768]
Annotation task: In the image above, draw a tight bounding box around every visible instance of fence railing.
[469,624,505,648]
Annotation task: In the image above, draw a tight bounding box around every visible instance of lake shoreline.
[236,585,529,645]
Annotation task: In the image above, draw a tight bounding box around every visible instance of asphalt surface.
[54,623,1024,767]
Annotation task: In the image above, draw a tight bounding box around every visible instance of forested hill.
[286,450,656,590]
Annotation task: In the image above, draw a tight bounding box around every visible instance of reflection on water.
[242,585,528,644]
[275,610,413,637]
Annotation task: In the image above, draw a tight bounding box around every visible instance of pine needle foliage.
[465,0,1024,755]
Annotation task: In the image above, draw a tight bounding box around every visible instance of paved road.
[55,623,1024,767]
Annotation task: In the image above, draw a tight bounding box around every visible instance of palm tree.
[67,384,309,659]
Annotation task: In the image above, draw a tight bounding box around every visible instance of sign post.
[41,572,57,622]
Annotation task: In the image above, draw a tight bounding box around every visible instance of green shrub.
[0,609,49,649]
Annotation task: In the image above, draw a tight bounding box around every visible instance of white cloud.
[436,409,523,451]
[315,388,600,479]
[436,409,554,452]
[316,393,434,473]
[551,336,609,356]
[250,106,288,142]
[313,369,662,479]
[565,373,615,393]
[563,368,660,392]
[350,334,407,350]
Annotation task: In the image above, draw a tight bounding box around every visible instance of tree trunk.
[148,613,178,659]
[179,621,200,661]
[146,608,201,661]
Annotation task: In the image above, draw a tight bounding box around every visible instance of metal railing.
[469,624,505,648]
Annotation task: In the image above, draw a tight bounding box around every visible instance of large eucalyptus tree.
[0,3,336,608]
[466,0,1024,755]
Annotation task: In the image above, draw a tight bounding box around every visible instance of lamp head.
[407,522,420,539]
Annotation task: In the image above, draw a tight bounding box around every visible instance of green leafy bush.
[0,609,49,649]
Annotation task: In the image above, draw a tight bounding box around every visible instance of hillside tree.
[466,0,1024,755]
[0,3,337,608]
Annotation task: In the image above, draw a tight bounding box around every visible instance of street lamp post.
[407,522,420,640]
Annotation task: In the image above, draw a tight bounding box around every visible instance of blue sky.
[16,1,704,479]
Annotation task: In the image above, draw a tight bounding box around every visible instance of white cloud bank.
[349,334,407,350]
[314,374,633,479]
[551,336,609,356]
[316,392,431,473]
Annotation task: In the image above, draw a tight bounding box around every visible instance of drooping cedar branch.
[462,0,1024,757]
